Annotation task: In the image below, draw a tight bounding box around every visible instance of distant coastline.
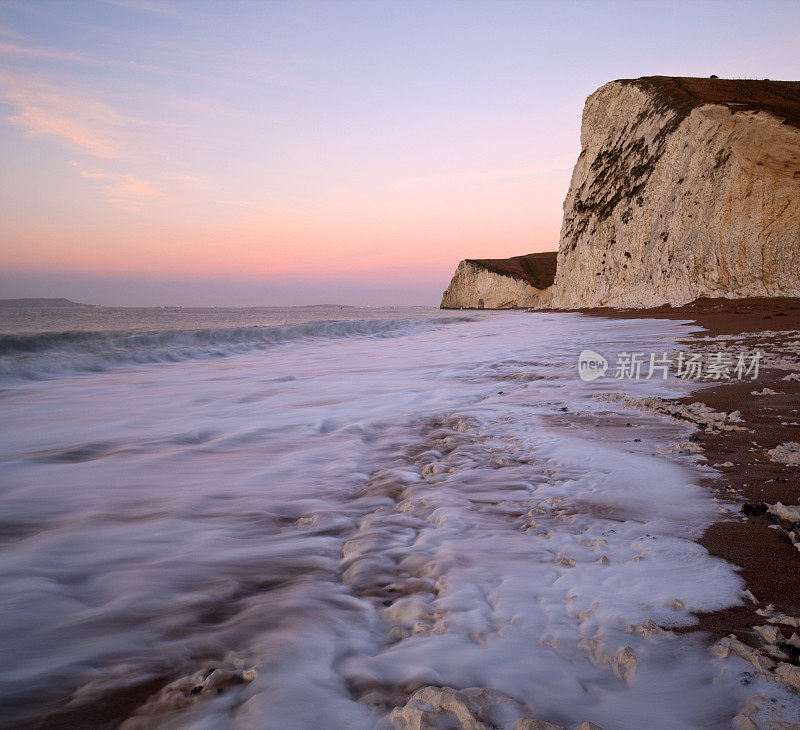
[0,298,95,308]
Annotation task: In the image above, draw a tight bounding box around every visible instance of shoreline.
[573,298,800,649]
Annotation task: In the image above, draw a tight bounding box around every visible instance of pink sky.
[1,1,798,305]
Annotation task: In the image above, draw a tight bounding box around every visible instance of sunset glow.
[1,0,798,305]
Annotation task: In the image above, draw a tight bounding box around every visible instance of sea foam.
[0,311,789,728]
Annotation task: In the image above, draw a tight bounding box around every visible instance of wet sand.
[578,298,800,645]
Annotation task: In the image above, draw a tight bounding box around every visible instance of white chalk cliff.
[440,253,556,309]
[542,76,800,308]
[441,77,800,310]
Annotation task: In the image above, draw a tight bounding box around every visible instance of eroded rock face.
[543,76,800,308]
[441,253,556,309]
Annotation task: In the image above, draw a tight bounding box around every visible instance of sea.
[0,305,792,728]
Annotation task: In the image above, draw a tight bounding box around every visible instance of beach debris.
[755,605,800,629]
[421,462,445,478]
[750,388,778,395]
[555,551,577,567]
[385,685,604,730]
[754,625,781,645]
[612,647,638,683]
[743,590,758,604]
[713,599,800,697]
[688,331,800,373]
[732,695,800,730]
[577,637,638,684]
[782,372,800,381]
[767,442,800,466]
[515,721,569,730]
[593,394,746,433]
[712,636,776,673]
[767,502,800,523]
[119,656,256,728]
[659,441,706,456]
[626,620,664,639]
[775,663,800,690]
[381,594,440,635]
[571,602,600,622]
[741,503,800,545]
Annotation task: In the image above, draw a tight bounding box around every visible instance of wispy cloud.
[0,23,26,41]
[0,37,309,104]
[70,162,161,210]
[78,169,112,180]
[1,9,308,90]
[0,40,100,63]
[0,69,128,157]
[0,39,162,72]
[97,0,183,18]
[0,64,214,208]
[107,174,160,210]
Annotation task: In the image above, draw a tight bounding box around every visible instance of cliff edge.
[542,76,800,308]
[440,252,556,309]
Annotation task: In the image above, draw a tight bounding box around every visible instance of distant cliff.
[0,298,93,308]
[543,76,800,308]
[440,252,556,309]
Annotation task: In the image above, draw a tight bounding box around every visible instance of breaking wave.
[0,316,474,379]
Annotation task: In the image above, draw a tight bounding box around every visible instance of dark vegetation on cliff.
[627,76,800,129]
[465,252,557,290]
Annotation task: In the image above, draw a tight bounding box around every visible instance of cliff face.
[544,76,800,308]
[440,252,556,309]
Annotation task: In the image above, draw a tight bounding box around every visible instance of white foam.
[0,312,789,727]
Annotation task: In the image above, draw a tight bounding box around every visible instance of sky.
[0,0,798,306]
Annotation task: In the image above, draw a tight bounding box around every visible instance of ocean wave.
[0,316,474,380]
